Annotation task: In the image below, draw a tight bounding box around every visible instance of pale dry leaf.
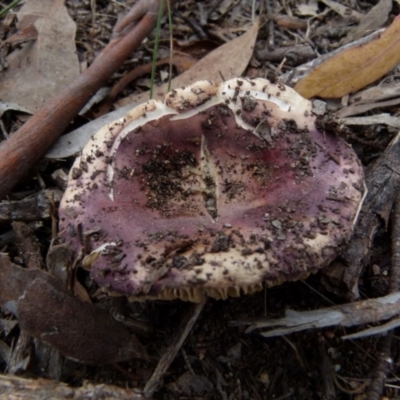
[0,0,80,113]
[0,101,31,118]
[319,0,363,20]
[351,81,400,104]
[338,97,400,118]
[343,0,392,44]
[295,0,319,17]
[239,292,400,337]
[342,317,400,340]
[116,20,259,107]
[295,15,400,99]
[79,87,111,115]
[46,103,137,159]
[342,113,400,128]
[215,0,236,16]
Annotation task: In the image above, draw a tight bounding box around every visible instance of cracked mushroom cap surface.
[59,78,364,302]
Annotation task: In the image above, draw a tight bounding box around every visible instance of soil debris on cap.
[58,78,364,302]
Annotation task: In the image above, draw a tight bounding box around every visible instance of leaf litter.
[0,0,80,113]
[3,0,400,398]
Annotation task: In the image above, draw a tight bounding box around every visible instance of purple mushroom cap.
[58,78,364,301]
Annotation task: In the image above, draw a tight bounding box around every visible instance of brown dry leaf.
[295,15,400,99]
[0,0,80,113]
[0,253,148,364]
[116,20,259,107]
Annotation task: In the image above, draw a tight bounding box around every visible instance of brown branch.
[0,374,146,400]
[0,0,174,200]
[341,131,400,299]
[364,192,400,399]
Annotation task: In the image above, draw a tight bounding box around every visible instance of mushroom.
[58,78,364,302]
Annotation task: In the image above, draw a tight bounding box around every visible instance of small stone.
[372,264,380,275]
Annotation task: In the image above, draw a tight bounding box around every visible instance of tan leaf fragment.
[351,81,400,104]
[295,15,400,99]
[295,0,319,17]
[0,0,80,113]
[339,97,400,118]
[343,0,392,44]
[116,20,259,107]
[319,0,363,20]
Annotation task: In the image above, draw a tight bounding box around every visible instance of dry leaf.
[319,0,363,20]
[279,29,383,87]
[0,101,31,118]
[295,1,319,17]
[343,0,392,44]
[295,15,400,99]
[351,81,400,103]
[0,0,80,113]
[342,114,400,128]
[116,20,259,107]
[339,97,400,118]
[46,102,136,159]
[0,254,148,364]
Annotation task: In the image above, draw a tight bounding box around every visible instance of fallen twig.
[365,335,393,400]
[341,131,400,299]
[143,299,206,398]
[364,191,400,399]
[0,374,146,400]
[232,292,400,337]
